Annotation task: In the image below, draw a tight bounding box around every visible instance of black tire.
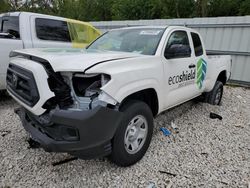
[0,90,10,100]
[110,101,154,167]
[204,81,223,105]
[0,90,7,96]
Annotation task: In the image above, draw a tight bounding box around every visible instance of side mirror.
[165,44,191,59]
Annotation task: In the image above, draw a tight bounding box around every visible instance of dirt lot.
[0,86,249,188]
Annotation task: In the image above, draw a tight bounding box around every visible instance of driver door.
[162,30,199,108]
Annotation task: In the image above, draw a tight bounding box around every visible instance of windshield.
[87,28,165,55]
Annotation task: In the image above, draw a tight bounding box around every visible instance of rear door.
[0,16,23,89]
[190,32,208,91]
[30,16,72,48]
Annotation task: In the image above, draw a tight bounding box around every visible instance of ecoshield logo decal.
[168,70,196,87]
[196,58,207,89]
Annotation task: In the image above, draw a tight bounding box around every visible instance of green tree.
[112,0,156,20]
[0,0,10,13]
[239,0,250,15]
[8,0,23,10]
[56,0,114,21]
[53,0,81,19]
[161,0,195,18]
[95,0,113,21]
[77,0,113,21]
[195,0,208,17]
[208,0,242,17]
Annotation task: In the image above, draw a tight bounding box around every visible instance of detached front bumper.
[16,106,123,159]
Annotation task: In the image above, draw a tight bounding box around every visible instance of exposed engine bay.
[59,72,114,110]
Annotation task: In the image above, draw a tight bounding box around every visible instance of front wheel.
[110,101,153,167]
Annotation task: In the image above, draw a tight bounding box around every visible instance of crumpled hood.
[11,48,141,72]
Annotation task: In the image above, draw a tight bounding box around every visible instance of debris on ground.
[170,121,179,133]
[158,170,177,177]
[160,127,171,136]
[209,112,223,120]
[0,130,11,137]
[52,157,78,166]
[146,181,157,188]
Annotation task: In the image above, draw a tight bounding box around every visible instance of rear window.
[191,32,203,56]
[0,16,20,39]
[35,18,71,42]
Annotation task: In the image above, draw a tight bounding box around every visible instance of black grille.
[6,64,40,107]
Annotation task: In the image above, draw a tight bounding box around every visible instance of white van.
[0,12,101,90]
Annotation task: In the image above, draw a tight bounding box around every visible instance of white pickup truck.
[7,26,231,166]
[0,12,100,90]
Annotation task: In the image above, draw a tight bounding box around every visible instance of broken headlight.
[72,73,111,97]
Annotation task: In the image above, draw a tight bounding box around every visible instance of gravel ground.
[0,86,249,188]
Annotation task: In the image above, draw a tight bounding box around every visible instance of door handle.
[188,64,196,68]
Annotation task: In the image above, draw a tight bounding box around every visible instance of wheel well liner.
[217,70,227,85]
[120,88,159,117]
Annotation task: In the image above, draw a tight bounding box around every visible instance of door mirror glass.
[164,30,191,59]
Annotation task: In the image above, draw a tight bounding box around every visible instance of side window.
[164,30,191,59]
[0,17,2,30]
[191,32,203,56]
[35,18,71,42]
[0,16,20,39]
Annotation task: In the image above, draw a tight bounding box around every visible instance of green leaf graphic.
[196,58,207,89]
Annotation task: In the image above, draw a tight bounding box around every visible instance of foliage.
[207,0,243,17]
[239,0,250,15]
[112,0,156,20]
[0,0,249,20]
[160,0,195,18]
[0,0,10,13]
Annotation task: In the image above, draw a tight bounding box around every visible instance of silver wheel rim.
[124,115,148,154]
[215,88,222,104]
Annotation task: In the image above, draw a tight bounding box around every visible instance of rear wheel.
[110,101,153,167]
[204,81,223,105]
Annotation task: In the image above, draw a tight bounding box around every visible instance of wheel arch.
[119,88,159,117]
[217,70,227,85]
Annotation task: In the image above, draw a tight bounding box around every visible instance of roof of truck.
[0,11,79,22]
[0,11,100,32]
[109,26,167,32]
[0,12,21,17]
[109,25,197,33]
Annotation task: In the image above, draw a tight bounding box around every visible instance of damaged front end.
[59,72,116,111]
[8,55,123,159]
[40,61,118,112]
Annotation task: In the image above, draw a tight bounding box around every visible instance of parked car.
[7,26,231,166]
[0,12,101,90]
